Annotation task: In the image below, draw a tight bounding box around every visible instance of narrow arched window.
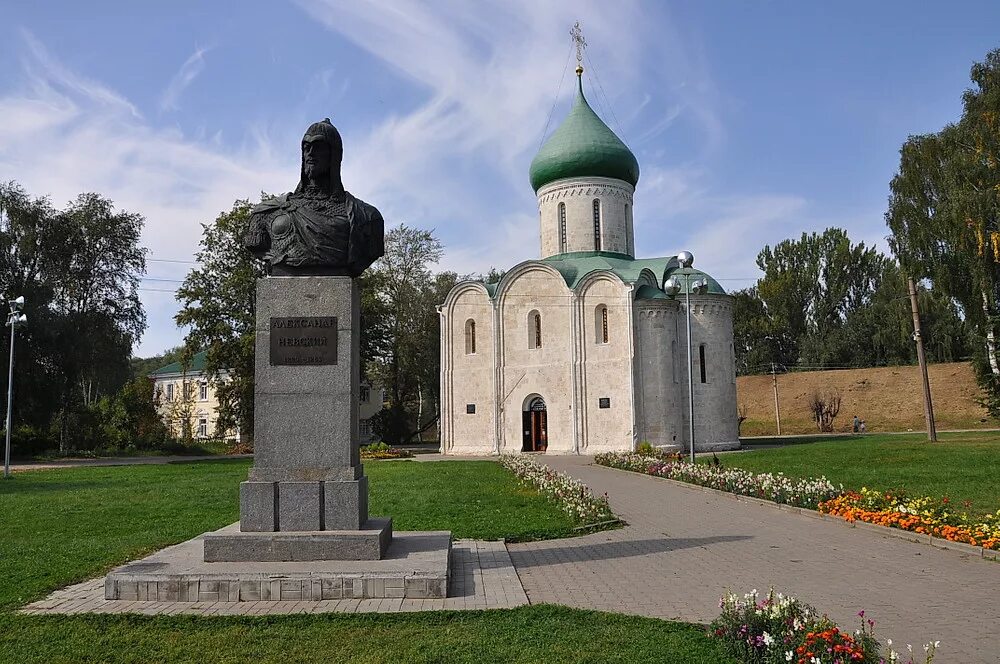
[595,304,609,344]
[592,199,602,250]
[465,319,476,355]
[528,310,542,349]
[558,202,567,253]
[624,203,632,254]
[699,344,707,383]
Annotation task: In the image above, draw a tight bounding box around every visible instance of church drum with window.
[438,62,738,455]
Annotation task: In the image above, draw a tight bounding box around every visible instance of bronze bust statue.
[245,119,385,277]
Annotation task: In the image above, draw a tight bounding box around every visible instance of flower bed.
[360,442,413,460]
[819,488,1000,551]
[594,452,841,510]
[711,588,938,664]
[499,455,616,525]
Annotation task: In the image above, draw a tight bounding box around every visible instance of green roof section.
[460,253,727,304]
[540,251,668,289]
[635,284,670,300]
[663,267,727,295]
[528,75,640,192]
[149,350,207,377]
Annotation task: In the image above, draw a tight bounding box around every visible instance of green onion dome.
[529,72,640,192]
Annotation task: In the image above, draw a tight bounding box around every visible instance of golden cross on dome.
[570,21,586,75]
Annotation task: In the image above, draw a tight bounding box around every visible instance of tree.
[130,345,186,380]
[175,200,264,444]
[163,373,197,443]
[0,183,146,450]
[809,390,842,432]
[756,228,888,367]
[94,376,170,449]
[731,287,785,375]
[887,48,1000,415]
[366,225,446,444]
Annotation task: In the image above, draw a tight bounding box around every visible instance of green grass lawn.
[0,459,731,663]
[725,431,1000,515]
[0,607,732,663]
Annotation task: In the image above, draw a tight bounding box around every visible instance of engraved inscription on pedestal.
[269,316,338,366]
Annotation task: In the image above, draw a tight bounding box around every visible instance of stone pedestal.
[204,276,391,561]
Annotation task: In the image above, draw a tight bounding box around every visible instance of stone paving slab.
[23,540,527,615]
[507,456,999,664]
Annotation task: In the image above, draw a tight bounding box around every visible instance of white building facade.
[438,69,738,455]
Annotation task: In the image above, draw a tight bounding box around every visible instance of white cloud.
[160,46,209,113]
[0,32,289,355]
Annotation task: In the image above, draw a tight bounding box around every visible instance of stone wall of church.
[633,299,685,450]
[577,276,636,453]
[536,177,635,257]
[496,266,576,454]
[682,294,740,451]
[440,284,497,455]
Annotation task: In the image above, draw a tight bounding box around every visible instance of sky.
[1,1,999,357]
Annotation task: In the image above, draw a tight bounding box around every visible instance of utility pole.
[908,277,937,442]
[771,363,782,436]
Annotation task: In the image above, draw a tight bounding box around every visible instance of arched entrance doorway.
[522,396,548,452]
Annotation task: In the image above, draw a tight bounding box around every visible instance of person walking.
[852,415,860,434]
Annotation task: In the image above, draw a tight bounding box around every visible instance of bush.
[4,425,58,459]
[710,588,938,664]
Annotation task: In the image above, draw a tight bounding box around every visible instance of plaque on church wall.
[466,404,476,414]
[598,398,611,409]
[269,317,338,366]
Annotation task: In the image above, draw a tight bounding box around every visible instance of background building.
[438,67,738,455]
[150,351,383,443]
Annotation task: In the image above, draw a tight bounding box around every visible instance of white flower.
[785,651,793,661]
[763,632,774,646]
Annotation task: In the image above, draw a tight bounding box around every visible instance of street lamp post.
[4,296,26,479]
[665,253,708,463]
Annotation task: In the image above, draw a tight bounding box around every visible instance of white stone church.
[438,66,738,455]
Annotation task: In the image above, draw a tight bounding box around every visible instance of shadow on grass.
[509,535,752,567]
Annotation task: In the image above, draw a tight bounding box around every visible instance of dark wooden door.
[522,412,532,451]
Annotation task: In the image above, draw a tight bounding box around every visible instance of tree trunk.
[982,291,1000,375]
[416,382,423,443]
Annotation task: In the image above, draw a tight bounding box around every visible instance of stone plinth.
[108,524,449,601]
[204,518,392,562]
[226,276,391,560]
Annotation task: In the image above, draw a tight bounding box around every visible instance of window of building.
[199,383,208,401]
[466,403,476,414]
[197,418,208,437]
[595,304,609,344]
[465,319,476,355]
[360,385,370,403]
[699,344,707,383]
[592,199,601,250]
[166,383,174,402]
[558,202,567,253]
[359,418,372,438]
[528,310,542,349]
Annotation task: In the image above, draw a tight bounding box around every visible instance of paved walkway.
[22,540,527,616]
[508,456,999,664]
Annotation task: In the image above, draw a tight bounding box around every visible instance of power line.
[584,51,630,147]
[537,42,576,152]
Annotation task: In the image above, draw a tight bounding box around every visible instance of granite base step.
[203,518,392,562]
[104,524,450,602]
